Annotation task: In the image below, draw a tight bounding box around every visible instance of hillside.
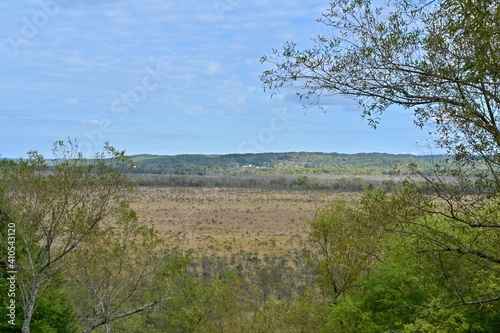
[129,152,446,175]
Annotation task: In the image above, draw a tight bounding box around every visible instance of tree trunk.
[21,276,41,333]
[21,301,34,333]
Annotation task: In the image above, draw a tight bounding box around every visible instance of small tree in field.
[0,140,132,333]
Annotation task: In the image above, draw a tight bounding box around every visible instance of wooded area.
[127,151,442,176]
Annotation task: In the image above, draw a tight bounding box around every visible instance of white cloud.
[81,119,101,125]
[206,62,221,75]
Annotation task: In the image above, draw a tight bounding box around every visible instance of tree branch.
[417,247,500,265]
[81,298,168,333]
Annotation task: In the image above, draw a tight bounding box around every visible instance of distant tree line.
[129,173,400,192]
[128,152,442,176]
[130,173,489,195]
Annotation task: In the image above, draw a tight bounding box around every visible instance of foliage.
[322,196,500,332]
[0,139,132,333]
[29,276,78,333]
[0,263,78,333]
[151,255,246,333]
[65,202,165,333]
[261,0,500,312]
[305,195,385,301]
[248,293,327,333]
[380,183,500,305]
[129,152,440,175]
[0,263,23,332]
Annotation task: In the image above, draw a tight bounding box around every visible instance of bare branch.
[82,298,168,333]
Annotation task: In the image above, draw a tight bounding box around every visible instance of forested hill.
[129,152,446,175]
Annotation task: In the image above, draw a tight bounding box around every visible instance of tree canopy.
[0,140,134,333]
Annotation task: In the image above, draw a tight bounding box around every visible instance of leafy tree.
[248,291,327,333]
[324,238,460,333]
[262,0,500,305]
[65,202,165,333]
[153,257,247,333]
[0,140,132,333]
[372,183,500,305]
[305,195,385,302]
[323,222,500,333]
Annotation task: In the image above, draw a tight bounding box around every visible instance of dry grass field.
[131,186,343,255]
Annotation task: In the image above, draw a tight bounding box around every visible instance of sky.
[1,0,436,158]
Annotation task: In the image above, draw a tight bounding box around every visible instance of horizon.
[2,1,441,158]
[126,151,443,157]
[1,150,446,160]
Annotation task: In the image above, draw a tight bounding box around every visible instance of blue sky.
[1,0,435,158]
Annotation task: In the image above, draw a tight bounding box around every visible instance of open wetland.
[131,186,343,255]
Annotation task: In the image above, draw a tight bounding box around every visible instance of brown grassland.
[131,186,344,255]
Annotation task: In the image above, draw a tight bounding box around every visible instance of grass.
[131,186,344,255]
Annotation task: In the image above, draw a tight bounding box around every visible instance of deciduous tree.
[66,202,165,333]
[0,140,132,333]
[262,0,500,305]
[305,196,384,301]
